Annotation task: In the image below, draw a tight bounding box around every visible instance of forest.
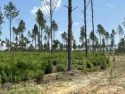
[0,0,125,94]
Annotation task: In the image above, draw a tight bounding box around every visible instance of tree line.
[0,1,124,52]
[0,0,125,52]
[0,1,125,70]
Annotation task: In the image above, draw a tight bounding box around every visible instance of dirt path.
[40,56,125,94]
[42,72,106,94]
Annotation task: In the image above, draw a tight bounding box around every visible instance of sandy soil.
[40,56,125,94]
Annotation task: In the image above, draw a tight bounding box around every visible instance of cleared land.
[1,56,125,94]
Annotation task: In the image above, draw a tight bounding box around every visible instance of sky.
[0,0,125,45]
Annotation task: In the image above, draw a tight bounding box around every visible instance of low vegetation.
[0,52,109,84]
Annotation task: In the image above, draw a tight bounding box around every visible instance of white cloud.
[31,6,40,14]
[107,3,114,8]
[41,5,50,15]
[73,22,79,27]
[31,0,62,15]
[56,0,61,10]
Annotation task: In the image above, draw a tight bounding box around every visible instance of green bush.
[51,58,61,66]
[15,60,28,69]
[44,60,53,74]
[0,52,110,84]
[35,70,44,82]
[83,60,93,69]
[86,60,93,68]
[100,59,107,70]
[57,64,65,72]
[82,53,110,71]
[77,65,83,70]
[84,67,100,72]
[1,70,9,84]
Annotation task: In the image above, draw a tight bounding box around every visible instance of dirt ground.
[40,56,125,94]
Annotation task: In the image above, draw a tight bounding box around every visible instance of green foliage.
[56,73,64,80]
[0,7,4,28]
[52,59,59,66]
[57,64,65,72]
[85,60,94,68]
[84,67,100,72]
[1,70,9,83]
[82,52,109,71]
[0,52,109,84]
[16,60,28,69]
[35,70,44,82]
[4,2,19,20]
[44,60,53,74]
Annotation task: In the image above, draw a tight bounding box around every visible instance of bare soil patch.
[41,56,125,94]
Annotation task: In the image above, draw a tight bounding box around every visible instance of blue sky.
[0,0,125,45]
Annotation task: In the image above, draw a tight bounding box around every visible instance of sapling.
[109,56,115,84]
[0,76,1,86]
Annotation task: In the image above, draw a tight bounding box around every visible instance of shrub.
[21,69,31,81]
[44,60,53,74]
[0,52,110,84]
[1,71,9,84]
[73,60,83,65]
[57,64,65,72]
[99,56,107,70]
[100,62,107,69]
[83,60,93,68]
[15,60,27,69]
[52,59,60,66]
[35,70,44,82]
[56,73,64,80]
[86,60,93,68]
[77,65,83,70]
[84,67,100,72]
[81,53,110,71]
[52,59,57,66]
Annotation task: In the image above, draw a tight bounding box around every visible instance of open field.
[0,55,125,94]
[1,1,125,94]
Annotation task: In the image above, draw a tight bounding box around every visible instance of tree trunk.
[82,38,84,50]
[100,34,102,51]
[106,40,108,53]
[13,32,14,44]
[35,36,36,48]
[91,0,95,51]
[50,0,53,54]
[38,25,41,52]
[41,29,43,52]
[48,34,50,51]
[84,0,88,58]
[68,0,72,70]
[10,19,12,51]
